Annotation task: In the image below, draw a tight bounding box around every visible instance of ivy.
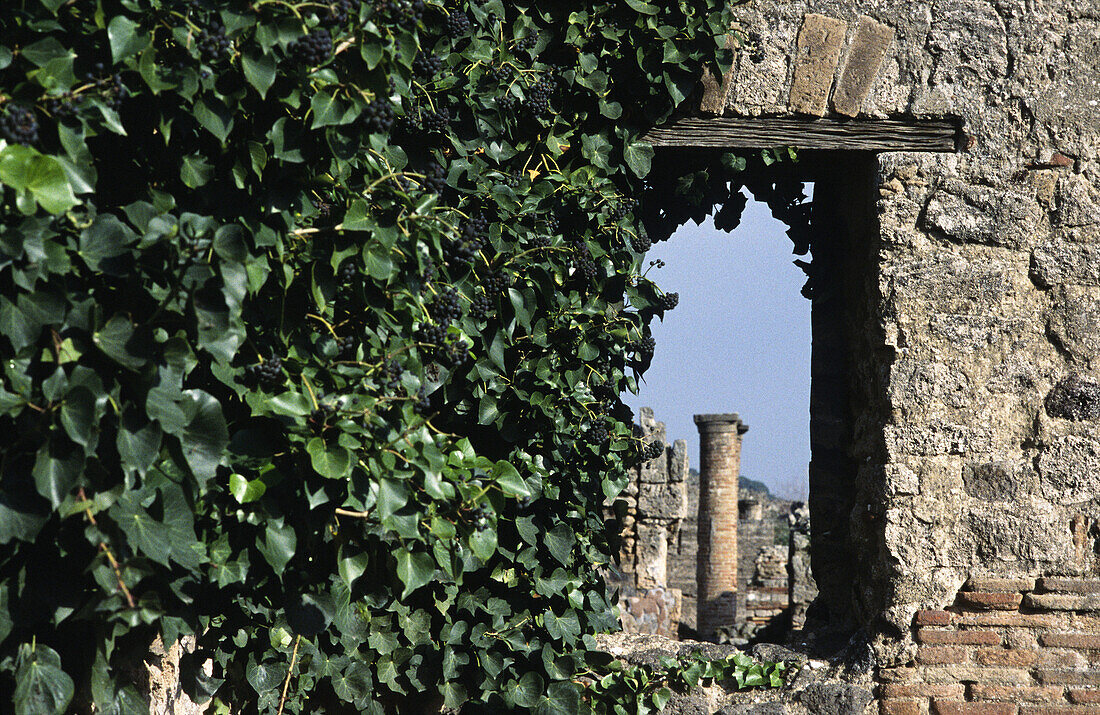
[0,0,782,711]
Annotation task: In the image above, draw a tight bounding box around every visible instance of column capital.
[693,413,749,435]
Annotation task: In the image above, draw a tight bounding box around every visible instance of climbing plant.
[0,0,784,711]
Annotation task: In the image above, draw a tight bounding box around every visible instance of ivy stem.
[334,507,372,518]
[276,635,302,715]
[99,544,136,609]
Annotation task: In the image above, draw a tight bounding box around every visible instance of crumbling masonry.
[641,1,1100,713]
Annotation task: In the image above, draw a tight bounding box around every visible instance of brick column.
[694,413,748,642]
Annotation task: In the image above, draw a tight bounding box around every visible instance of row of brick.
[962,578,1100,595]
[915,611,1100,629]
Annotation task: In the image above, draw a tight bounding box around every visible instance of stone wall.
[736,493,794,643]
[612,408,689,638]
[670,466,701,635]
[686,0,1100,708]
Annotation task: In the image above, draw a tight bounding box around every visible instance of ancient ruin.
[611,0,1100,712]
[614,409,817,646]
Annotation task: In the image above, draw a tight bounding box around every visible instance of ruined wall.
[612,408,689,637]
[693,0,1100,707]
[669,466,701,635]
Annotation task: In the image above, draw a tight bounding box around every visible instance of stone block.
[1025,593,1100,612]
[958,592,1024,611]
[924,181,1043,249]
[1038,578,1100,595]
[637,482,686,521]
[1036,435,1100,505]
[796,682,873,715]
[973,648,1039,667]
[963,462,1036,502]
[1040,632,1100,649]
[918,629,1001,646]
[916,610,953,626]
[669,439,688,482]
[634,523,668,590]
[1036,669,1100,686]
[1032,242,1100,288]
[832,16,895,117]
[1047,290,1100,368]
[1057,175,1100,228]
[931,704,1016,715]
[966,577,1035,593]
[788,14,846,116]
[969,685,1065,703]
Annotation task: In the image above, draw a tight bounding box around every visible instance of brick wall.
[695,413,748,642]
[878,577,1100,715]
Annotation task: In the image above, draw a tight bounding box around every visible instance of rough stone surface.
[1045,376,1100,421]
[608,408,688,635]
[594,634,874,715]
[788,14,847,116]
[832,16,895,117]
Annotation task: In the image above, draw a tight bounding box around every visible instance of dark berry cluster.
[571,242,597,280]
[482,271,509,295]
[637,334,656,356]
[468,504,492,531]
[523,72,556,118]
[659,292,679,311]
[381,359,404,391]
[374,0,425,26]
[338,261,359,284]
[422,160,447,194]
[610,198,640,222]
[309,404,337,432]
[1,106,38,146]
[246,357,284,387]
[490,64,512,84]
[415,322,447,346]
[421,106,450,133]
[197,23,232,63]
[499,170,524,189]
[335,335,357,361]
[445,11,471,37]
[516,34,537,52]
[468,293,491,320]
[429,286,462,325]
[323,0,360,26]
[361,98,395,134]
[443,336,471,367]
[545,213,561,236]
[629,233,652,253]
[445,214,486,265]
[289,28,333,66]
[642,440,664,461]
[497,94,519,114]
[527,234,551,249]
[45,94,81,122]
[413,52,443,77]
[414,386,432,415]
[314,197,334,220]
[587,422,609,444]
[745,30,766,63]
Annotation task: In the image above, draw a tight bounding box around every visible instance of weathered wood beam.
[643,117,960,152]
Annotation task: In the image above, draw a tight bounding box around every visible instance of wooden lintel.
[643,117,960,153]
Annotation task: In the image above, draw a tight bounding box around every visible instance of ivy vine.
[0,0,784,711]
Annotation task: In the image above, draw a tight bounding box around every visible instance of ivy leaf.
[544,524,575,566]
[623,141,654,178]
[395,548,435,598]
[332,661,373,706]
[245,660,287,697]
[241,53,276,97]
[307,437,351,479]
[257,522,296,573]
[59,386,96,451]
[107,15,145,62]
[111,491,173,567]
[468,527,497,561]
[32,433,83,509]
[180,390,229,488]
[229,473,266,503]
[116,409,163,476]
[536,681,581,715]
[14,643,74,715]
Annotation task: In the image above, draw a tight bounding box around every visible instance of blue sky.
[623,190,812,501]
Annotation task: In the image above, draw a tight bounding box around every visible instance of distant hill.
[688,468,771,497]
